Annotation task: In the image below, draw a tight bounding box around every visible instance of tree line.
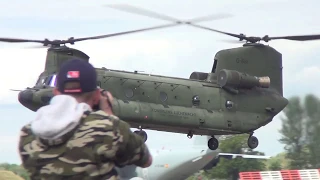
[2,94,320,180]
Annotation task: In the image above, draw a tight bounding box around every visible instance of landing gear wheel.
[187,131,193,139]
[134,130,148,142]
[247,135,259,149]
[208,137,219,150]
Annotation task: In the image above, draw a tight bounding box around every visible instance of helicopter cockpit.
[35,74,57,88]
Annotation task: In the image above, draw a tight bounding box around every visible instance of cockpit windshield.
[35,74,57,87]
[35,76,46,86]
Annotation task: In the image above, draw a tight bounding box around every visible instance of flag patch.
[67,71,80,78]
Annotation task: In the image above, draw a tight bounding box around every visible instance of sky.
[1,0,320,164]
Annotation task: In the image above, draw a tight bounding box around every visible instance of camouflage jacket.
[18,110,150,180]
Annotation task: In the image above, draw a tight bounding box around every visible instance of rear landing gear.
[134,129,148,142]
[187,131,193,139]
[247,133,259,149]
[208,136,219,150]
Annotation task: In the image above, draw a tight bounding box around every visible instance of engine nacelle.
[217,69,270,89]
[189,71,208,81]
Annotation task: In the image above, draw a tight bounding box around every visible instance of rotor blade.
[105,4,246,42]
[106,4,320,43]
[105,4,233,24]
[10,89,22,91]
[185,13,234,23]
[188,24,320,42]
[106,4,181,23]
[265,34,320,41]
[0,37,46,44]
[0,23,181,46]
[25,45,49,49]
[219,39,245,44]
[186,23,251,42]
[71,23,181,43]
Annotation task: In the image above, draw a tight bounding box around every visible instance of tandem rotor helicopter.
[3,4,320,151]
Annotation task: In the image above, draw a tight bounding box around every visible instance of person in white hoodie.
[18,59,152,180]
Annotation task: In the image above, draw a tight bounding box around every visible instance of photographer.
[18,59,152,180]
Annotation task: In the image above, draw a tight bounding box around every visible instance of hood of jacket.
[30,94,92,140]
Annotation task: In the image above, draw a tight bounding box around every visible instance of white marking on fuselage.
[192,156,203,162]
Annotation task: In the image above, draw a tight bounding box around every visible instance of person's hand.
[99,89,114,115]
[142,155,152,168]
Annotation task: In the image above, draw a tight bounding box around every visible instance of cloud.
[0,0,285,21]
[269,40,320,67]
[287,66,320,97]
[0,104,35,164]
[295,66,320,82]
[0,134,26,164]
[0,1,123,21]
[0,135,19,144]
[74,38,181,70]
[0,135,20,163]
[0,48,47,104]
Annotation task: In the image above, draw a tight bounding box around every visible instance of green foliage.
[304,94,320,168]
[205,135,267,180]
[279,96,309,169]
[0,163,30,180]
[186,171,211,180]
[268,160,282,171]
[265,152,288,170]
[279,94,320,169]
[186,175,195,180]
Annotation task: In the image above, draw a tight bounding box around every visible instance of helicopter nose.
[18,90,33,108]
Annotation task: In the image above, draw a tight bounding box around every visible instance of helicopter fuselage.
[18,68,288,137]
[97,68,287,136]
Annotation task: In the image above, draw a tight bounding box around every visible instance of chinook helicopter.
[3,4,319,151]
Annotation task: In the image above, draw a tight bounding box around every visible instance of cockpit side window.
[211,59,218,73]
[35,76,47,86]
[45,76,53,85]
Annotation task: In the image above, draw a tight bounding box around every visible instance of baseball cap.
[56,59,97,93]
